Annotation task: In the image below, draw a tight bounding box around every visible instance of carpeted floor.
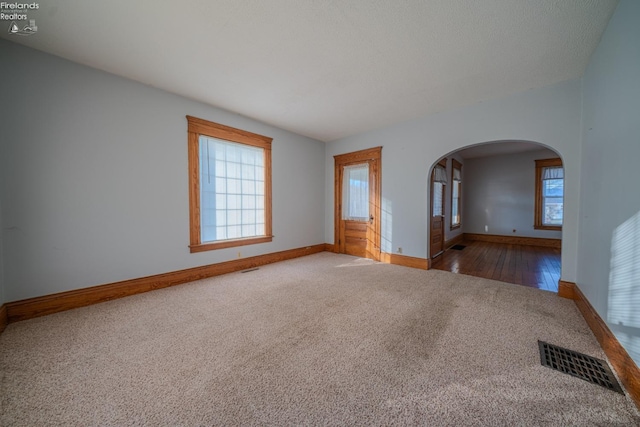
[1,252,638,426]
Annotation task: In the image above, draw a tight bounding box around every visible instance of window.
[187,116,272,253]
[450,159,462,229]
[534,158,563,230]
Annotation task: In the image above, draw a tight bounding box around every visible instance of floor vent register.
[538,341,623,394]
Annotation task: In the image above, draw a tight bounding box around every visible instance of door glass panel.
[342,163,369,220]
[433,182,443,216]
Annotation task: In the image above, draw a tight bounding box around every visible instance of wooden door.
[334,147,382,261]
[430,160,446,259]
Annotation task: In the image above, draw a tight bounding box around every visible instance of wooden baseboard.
[326,244,428,269]
[0,304,7,333]
[559,281,640,410]
[5,244,326,324]
[445,234,464,250]
[380,253,429,270]
[557,280,577,299]
[463,233,561,248]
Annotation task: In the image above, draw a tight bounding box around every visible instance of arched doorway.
[428,140,564,292]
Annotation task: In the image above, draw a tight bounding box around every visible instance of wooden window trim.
[534,157,562,231]
[450,158,462,230]
[186,115,273,253]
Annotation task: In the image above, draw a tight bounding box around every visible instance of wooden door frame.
[334,147,382,261]
[430,158,447,259]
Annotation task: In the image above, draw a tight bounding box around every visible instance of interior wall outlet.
[397,247,403,254]
[513,229,517,233]
[484,225,489,232]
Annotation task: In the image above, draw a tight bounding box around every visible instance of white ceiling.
[1,0,617,142]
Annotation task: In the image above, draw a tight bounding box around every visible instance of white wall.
[463,148,562,239]
[578,0,640,365]
[325,79,581,282]
[0,40,326,302]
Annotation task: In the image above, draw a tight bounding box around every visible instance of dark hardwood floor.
[430,240,561,292]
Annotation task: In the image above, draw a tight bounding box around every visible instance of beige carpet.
[1,252,638,426]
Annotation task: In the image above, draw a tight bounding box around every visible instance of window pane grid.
[199,136,266,243]
[452,180,461,226]
[535,160,564,228]
[542,175,563,225]
[452,201,460,226]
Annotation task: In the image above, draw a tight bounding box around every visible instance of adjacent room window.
[187,116,272,253]
[450,159,462,229]
[534,158,563,230]
[342,163,369,221]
